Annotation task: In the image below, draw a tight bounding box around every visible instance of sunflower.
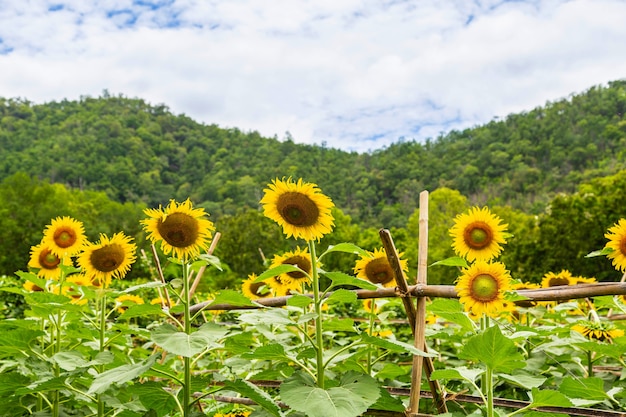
[77,232,137,288]
[63,274,92,305]
[449,207,508,262]
[455,261,512,317]
[41,216,87,257]
[604,218,626,272]
[269,247,315,290]
[540,270,573,288]
[23,281,44,292]
[115,294,145,313]
[142,199,215,260]
[260,177,334,241]
[150,296,175,308]
[572,320,624,343]
[242,274,272,300]
[28,243,71,280]
[573,275,597,285]
[510,281,540,308]
[265,275,297,297]
[354,248,407,288]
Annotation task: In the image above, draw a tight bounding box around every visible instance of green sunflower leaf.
[287,294,313,307]
[459,325,524,372]
[254,264,304,282]
[222,379,285,417]
[280,371,380,417]
[208,289,259,308]
[195,253,223,271]
[559,376,610,403]
[87,354,158,395]
[528,387,573,408]
[319,243,369,259]
[585,247,613,257]
[322,271,377,290]
[430,256,469,268]
[324,289,358,304]
[150,322,227,357]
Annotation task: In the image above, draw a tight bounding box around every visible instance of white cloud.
[0,0,625,152]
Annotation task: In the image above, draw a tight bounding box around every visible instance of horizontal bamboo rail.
[190,282,626,314]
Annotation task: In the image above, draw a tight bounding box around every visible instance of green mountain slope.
[1,80,625,229]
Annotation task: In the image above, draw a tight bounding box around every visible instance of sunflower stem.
[366,300,376,375]
[182,261,192,417]
[587,350,594,377]
[308,240,325,389]
[97,292,107,417]
[486,366,494,417]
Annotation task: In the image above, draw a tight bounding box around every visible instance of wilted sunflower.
[455,261,512,317]
[142,199,215,260]
[28,243,71,280]
[541,270,573,288]
[242,274,272,300]
[270,247,315,289]
[260,177,334,241]
[572,320,624,343]
[449,207,508,262]
[604,219,626,272]
[77,232,137,288]
[354,248,407,288]
[41,216,87,257]
[115,294,144,313]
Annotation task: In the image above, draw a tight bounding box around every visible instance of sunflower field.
[1,177,626,417]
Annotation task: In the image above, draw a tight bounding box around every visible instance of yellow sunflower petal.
[605,218,626,272]
[260,177,334,241]
[269,247,314,289]
[28,243,72,280]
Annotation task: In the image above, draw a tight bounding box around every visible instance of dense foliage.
[1,80,626,284]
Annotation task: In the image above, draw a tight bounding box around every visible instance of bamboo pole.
[379,228,447,414]
[189,232,221,299]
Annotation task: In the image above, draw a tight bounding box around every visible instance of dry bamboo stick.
[188,232,221,299]
[189,282,626,314]
[379,228,447,414]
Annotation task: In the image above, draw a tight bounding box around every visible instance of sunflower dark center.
[90,244,125,272]
[157,212,199,248]
[548,277,570,287]
[365,258,394,285]
[470,273,499,302]
[277,192,320,227]
[250,281,269,297]
[39,249,61,270]
[464,222,493,250]
[284,256,311,279]
[53,227,77,248]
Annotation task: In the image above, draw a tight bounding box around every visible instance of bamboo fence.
[185,191,626,417]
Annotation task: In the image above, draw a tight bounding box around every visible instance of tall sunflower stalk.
[260,177,335,387]
[142,199,215,416]
[77,232,137,417]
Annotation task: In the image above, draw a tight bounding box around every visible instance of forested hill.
[1,79,625,227]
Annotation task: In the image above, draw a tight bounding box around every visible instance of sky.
[1,1,625,153]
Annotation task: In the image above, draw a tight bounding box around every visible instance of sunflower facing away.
[77,232,137,288]
[604,218,626,272]
[41,216,87,257]
[455,260,512,317]
[242,274,272,300]
[28,243,71,280]
[142,199,215,260]
[540,270,573,288]
[572,320,625,343]
[260,177,335,241]
[115,294,145,313]
[354,248,408,288]
[269,247,315,289]
[449,207,508,262]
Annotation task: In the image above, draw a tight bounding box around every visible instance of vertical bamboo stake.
[189,232,221,299]
[407,190,431,416]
